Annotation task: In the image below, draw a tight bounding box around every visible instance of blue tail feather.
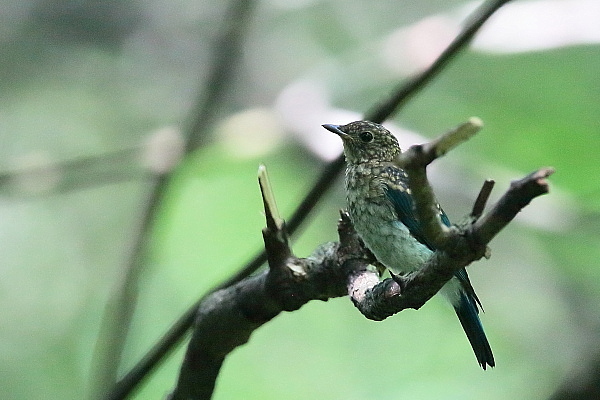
[454,291,495,369]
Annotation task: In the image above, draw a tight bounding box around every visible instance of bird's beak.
[322,124,348,138]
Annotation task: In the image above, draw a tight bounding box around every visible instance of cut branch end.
[431,117,483,158]
[258,164,284,231]
[471,179,495,219]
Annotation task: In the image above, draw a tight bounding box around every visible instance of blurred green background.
[1,0,599,399]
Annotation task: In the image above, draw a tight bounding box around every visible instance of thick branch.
[171,161,554,397]
[169,168,378,399]
[173,126,554,397]
[170,211,373,399]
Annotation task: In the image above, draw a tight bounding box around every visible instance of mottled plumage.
[323,120,494,369]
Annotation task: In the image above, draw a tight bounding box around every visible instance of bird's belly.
[354,216,463,304]
[353,216,431,274]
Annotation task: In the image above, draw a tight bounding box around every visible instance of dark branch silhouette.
[94,1,258,399]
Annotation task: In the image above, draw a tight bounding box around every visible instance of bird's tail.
[454,291,495,369]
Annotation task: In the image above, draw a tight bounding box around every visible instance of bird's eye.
[359,131,373,142]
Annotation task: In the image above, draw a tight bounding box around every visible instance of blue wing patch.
[382,166,483,310]
[384,183,435,250]
[382,165,450,251]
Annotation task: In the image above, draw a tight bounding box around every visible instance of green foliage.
[1,1,599,399]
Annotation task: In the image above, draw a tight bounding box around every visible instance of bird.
[323,120,495,369]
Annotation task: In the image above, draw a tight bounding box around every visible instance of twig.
[258,165,284,231]
[259,165,292,270]
[394,118,483,168]
[392,118,483,249]
[471,180,495,219]
[472,167,555,245]
[366,0,513,123]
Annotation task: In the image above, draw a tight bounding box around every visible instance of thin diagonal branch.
[97,1,257,399]
[90,175,168,400]
[365,0,513,123]
[184,0,256,152]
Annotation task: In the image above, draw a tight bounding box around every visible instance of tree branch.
[172,123,554,397]
[365,0,513,123]
[392,118,483,249]
[169,173,374,399]
[97,1,257,399]
[471,179,495,219]
[472,167,555,245]
[111,0,514,397]
[90,175,168,400]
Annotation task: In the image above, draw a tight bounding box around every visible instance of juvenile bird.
[323,120,494,369]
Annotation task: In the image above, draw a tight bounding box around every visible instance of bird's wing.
[381,165,446,251]
[382,165,483,310]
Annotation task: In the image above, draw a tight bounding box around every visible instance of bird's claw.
[389,270,406,290]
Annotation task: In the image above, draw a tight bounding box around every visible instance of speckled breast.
[345,165,431,273]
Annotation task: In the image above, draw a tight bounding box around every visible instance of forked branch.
[169,167,374,399]
[172,126,554,397]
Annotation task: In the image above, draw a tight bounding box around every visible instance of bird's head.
[322,120,401,165]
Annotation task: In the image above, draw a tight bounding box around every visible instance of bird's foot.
[389,270,406,291]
